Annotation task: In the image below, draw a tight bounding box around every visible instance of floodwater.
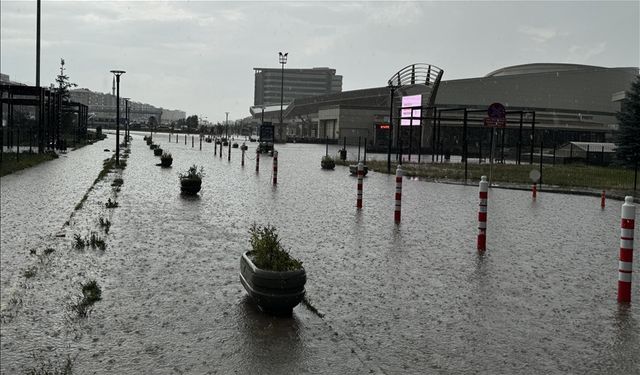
[1,131,638,374]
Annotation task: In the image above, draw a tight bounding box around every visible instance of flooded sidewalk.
[1,132,638,374]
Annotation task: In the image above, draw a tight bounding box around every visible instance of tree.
[615,75,640,165]
[54,58,77,103]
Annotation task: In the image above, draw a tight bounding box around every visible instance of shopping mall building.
[250,63,638,152]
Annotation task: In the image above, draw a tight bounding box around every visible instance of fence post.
[618,196,635,303]
[539,140,544,187]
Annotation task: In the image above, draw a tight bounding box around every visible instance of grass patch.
[88,232,106,251]
[0,152,58,177]
[25,353,74,375]
[98,217,111,234]
[69,280,102,318]
[343,160,637,191]
[23,267,37,279]
[105,198,119,208]
[73,234,85,250]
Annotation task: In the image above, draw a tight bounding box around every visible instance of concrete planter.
[180,178,201,195]
[321,158,335,170]
[349,164,369,176]
[160,157,173,167]
[239,251,306,314]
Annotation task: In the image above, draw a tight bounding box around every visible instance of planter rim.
[242,251,305,277]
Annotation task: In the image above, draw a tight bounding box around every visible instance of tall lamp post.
[123,97,130,146]
[110,70,125,165]
[278,52,288,142]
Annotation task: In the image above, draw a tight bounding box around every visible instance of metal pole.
[518,111,523,165]
[280,62,284,142]
[36,0,41,87]
[530,111,536,165]
[357,136,361,162]
[387,87,394,174]
[115,76,120,166]
[463,109,468,184]
[539,140,544,187]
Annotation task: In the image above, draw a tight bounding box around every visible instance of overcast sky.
[1,1,638,123]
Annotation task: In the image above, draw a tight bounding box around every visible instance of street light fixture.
[110,70,125,166]
[278,51,288,142]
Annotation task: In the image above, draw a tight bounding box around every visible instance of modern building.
[70,88,183,128]
[268,63,638,152]
[253,67,342,107]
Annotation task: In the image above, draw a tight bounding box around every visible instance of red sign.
[484,117,506,128]
[378,124,390,130]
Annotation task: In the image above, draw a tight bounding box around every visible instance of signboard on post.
[484,102,506,128]
[400,94,422,126]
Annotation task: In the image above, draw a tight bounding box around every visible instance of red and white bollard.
[532,182,537,199]
[477,175,488,252]
[618,196,635,303]
[256,151,260,173]
[272,150,278,185]
[394,165,403,222]
[601,190,606,209]
[356,162,364,209]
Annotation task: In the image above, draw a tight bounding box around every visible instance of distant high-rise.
[253,67,342,106]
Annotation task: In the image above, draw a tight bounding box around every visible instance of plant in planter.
[146,137,153,145]
[150,144,158,150]
[160,152,173,167]
[179,165,204,195]
[239,224,306,315]
[154,147,163,156]
[321,155,335,170]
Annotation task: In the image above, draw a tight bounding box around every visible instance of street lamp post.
[110,70,125,166]
[278,52,288,142]
[123,97,130,146]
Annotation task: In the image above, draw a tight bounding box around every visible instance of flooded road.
[1,131,638,374]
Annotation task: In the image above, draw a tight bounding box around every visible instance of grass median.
[337,159,637,191]
[1,152,59,177]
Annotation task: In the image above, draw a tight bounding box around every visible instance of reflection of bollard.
[192,136,194,148]
[395,165,403,222]
[220,142,223,158]
[272,150,278,185]
[214,140,217,156]
[601,190,606,209]
[618,196,635,303]
[199,137,202,150]
[256,151,260,173]
[228,142,231,162]
[241,148,245,167]
[357,162,364,209]
[184,134,187,145]
[169,133,171,142]
[532,183,537,199]
[477,176,488,252]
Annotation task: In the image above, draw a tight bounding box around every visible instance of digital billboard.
[401,94,421,126]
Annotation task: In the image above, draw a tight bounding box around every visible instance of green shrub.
[249,224,302,272]
[179,165,204,181]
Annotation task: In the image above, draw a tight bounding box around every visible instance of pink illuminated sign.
[401,94,421,126]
